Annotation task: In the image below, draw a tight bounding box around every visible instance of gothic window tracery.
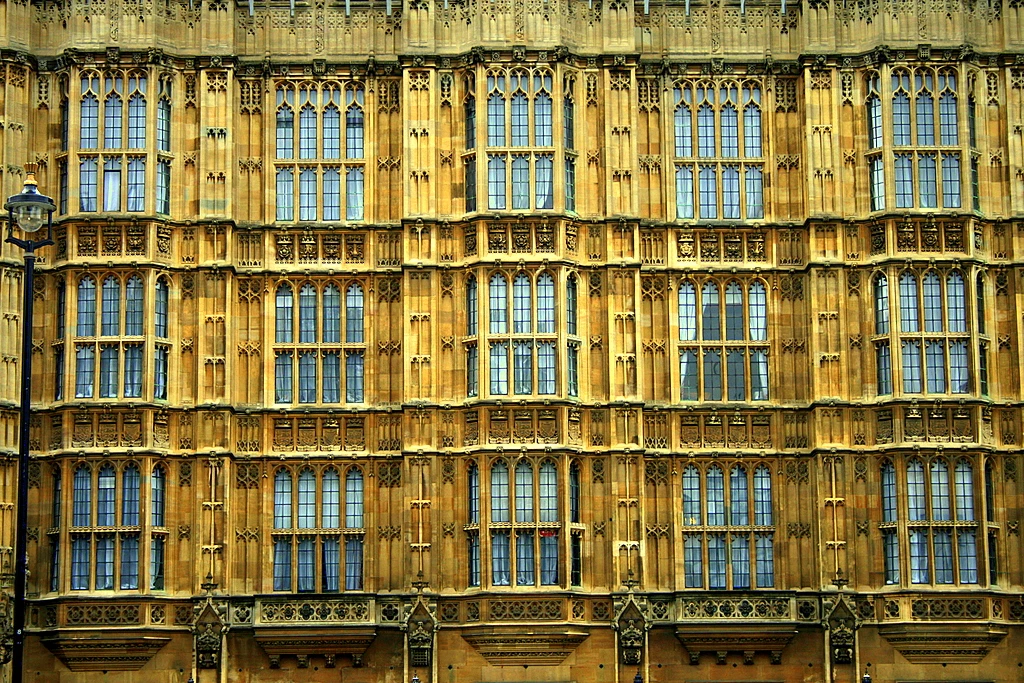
[52,460,168,593]
[69,274,168,401]
[681,462,775,589]
[879,456,983,586]
[677,278,769,401]
[272,465,365,592]
[872,268,977,396]
[275,81,365,222]
[674,79,764,220]
[273,281,366,404]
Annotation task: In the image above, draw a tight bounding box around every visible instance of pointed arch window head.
[104,76,124,149]
[491,461,510,523]
[678,282,697,341]
[127,75,147,149]
[719,85,739,158]
[345,85,365,159]
[274,470,293,529]
[276,87,296,159]
[77,277,97,337]
[154,278,169,339]
[899,272,920,333]
[323,284,341,343]
[466,276,479,336]
[101,277,121,336]
[866,73,883,149]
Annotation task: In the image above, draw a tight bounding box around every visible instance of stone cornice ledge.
[40,630,171,672]
[460,625,589,666]
[877,622,1008,664]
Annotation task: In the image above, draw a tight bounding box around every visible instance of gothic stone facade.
[0,2,1023,683]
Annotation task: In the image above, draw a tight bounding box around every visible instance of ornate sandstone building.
[0,1,1022,682]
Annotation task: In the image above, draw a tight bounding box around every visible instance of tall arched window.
[77,277,97,336]
[274,470,293,529]
[101,277,120,336]
[566,275,578,336]
[121,464,140,526]
[346,85,364,159]
[323,284,341,343]
[536,273,555,333]
[124,276,143,335]
[724,282,743,340]
[701,282,720,340]
[345,284,363,344]
[678,282,697,341]
[515,461,533,523]
[748,282,767,341]
[466,276,478,335]
[275,285,293,343]
[923,271,943,332]
[276,87,295,158]
[322,469,340,528]
[298,469,317,529]
[299,284,318,343]
[946,272,966,332]
[729,466,749,526]
[151,466,166,527]
[569,462,581,524]
[489,274,508,334]
[491,461,510,523]
[874,274,890,334]
[513,273,532,333]
[899,272,920,332]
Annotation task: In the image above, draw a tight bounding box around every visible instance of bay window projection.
[78,71,152,214]
[272,466,365,592]
[872,269,974,396]
[879,457,981,586]
[866,67,965,212]
[465,458,577,588]
[273,282,366,404]
[681,463,775,589]
[678,279,769,401]
[482,271,565,397]
[480,68,557,212]
[275,82,365,222]
[72,274,169,401]
[674,80,764,220]
[58,461,168,592]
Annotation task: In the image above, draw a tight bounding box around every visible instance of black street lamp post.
[4,167,55,683]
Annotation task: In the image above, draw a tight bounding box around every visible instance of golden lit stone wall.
[0,2,1021,683]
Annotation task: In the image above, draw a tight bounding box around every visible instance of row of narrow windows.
[55,68,988,221]
[42,455,1005,593]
